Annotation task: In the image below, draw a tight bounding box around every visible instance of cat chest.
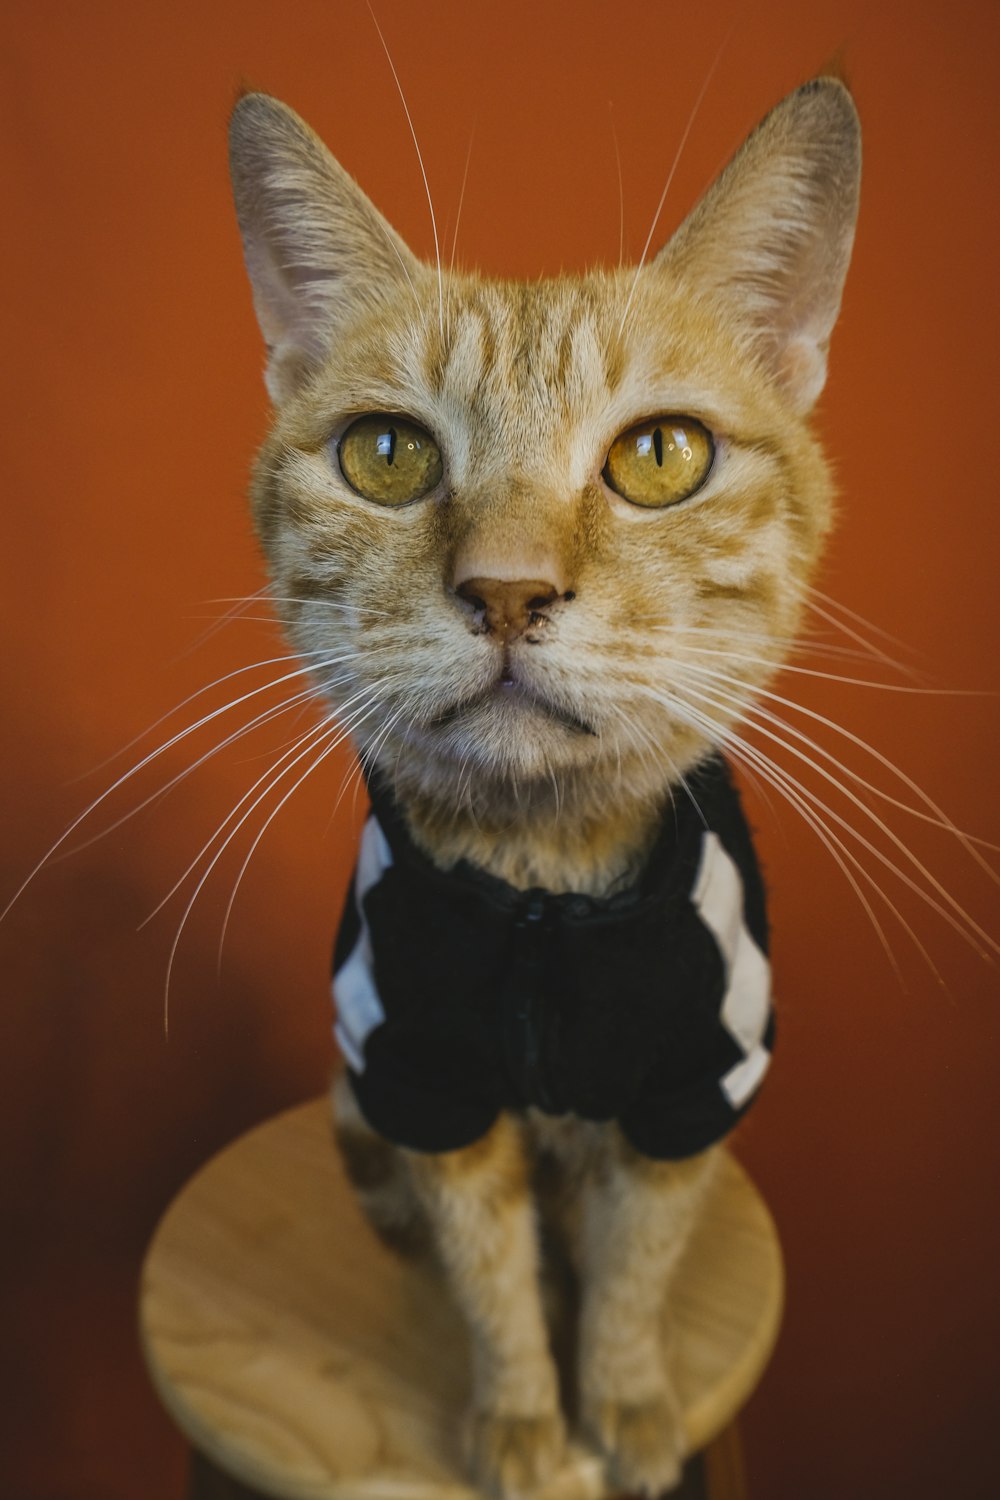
[331,781,775,1159]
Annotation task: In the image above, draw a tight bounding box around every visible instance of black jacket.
[333,756,774,1159]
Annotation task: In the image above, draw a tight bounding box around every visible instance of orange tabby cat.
[229,78,860,1497]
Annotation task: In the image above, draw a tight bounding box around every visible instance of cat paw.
[467,1409,567,1500]
[582,1391,685,1496]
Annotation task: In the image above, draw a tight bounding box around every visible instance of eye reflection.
[603,416,714,508]
[337,414,443,506]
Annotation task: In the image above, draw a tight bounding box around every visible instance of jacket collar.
[363,755,730,926]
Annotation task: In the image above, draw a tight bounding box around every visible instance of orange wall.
[2,2,998,1496]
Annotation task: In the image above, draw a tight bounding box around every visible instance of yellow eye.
[603,416,714,508]
[337,414,443,505]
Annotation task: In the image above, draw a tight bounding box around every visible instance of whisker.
[70,651,315,782]
[616,22,733,341]
[662,674,999,960]
[332,755,369,827]
[165,712,349,1030]
[641,683,942,981]
[330,701,408,829]
[145,707,349,933]
[673,658,1000,862]
[61,681,332,859]
[674,642,992,698]
[63,644,390,855]
[212,594,395,619]
[606,700,711,826]
[366,1,443,337]
[449,129,475,277]
[178,584,272,656]
[216,700,401,974]
[444,126,476,342]
[715,722,933,984]
[157,668,408,920]
[548,760,562,822]
[804,594,921,679]
[353,702,411,797]
[807,584,914,649]
[160,675,406,1024]
[644,621,883,664]
[0,656,346,921]
[708,717,904,975]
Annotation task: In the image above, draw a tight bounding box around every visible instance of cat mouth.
[428,677,597,738]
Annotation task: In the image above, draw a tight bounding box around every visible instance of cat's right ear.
[655,78,861,414]
[229,94,422,405]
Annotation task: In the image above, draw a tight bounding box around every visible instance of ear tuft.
[656,78,861,412]
[231,77,261,109]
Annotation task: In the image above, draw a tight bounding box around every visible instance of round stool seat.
[140,1099,782,1500]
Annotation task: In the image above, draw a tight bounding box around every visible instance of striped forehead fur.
[231,80,860,891]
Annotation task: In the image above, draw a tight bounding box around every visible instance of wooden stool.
[139,1099,782,1500]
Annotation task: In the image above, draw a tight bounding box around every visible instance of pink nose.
[455,577,568,642]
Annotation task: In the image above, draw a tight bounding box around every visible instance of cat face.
[230,82,860,825]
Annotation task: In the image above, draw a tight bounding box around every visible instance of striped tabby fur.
[229,78,860,1497]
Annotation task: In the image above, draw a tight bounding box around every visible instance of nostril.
[456,581,488,614]
[526,589,559,613]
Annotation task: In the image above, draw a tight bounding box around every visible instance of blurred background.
[2,1,998,1496]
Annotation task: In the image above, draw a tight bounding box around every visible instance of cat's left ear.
[656,78,861,413]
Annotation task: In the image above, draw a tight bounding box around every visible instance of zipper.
[501,888,559,1113]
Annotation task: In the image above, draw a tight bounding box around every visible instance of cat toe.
[583,1391,685,1496]
[467,1409,567,1500]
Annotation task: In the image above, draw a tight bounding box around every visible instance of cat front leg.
[578,1138,719,1496]
[406,1113,565,1500]
[332,1071,433,1256]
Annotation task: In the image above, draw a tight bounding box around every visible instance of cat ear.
[656,78,861,413]
[229,93,422,404]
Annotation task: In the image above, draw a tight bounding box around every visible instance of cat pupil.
[635,426,674,468]
[376,427,397,466]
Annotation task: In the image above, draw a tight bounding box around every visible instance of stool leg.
[188,1449,269,1500]
[667,1451,710,1499]
[702,1421,748,1500]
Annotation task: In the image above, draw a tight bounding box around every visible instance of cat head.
[228,81,860,836]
